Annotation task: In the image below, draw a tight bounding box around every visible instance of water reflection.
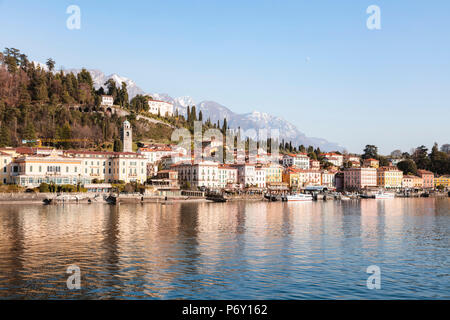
[0,198,448,299]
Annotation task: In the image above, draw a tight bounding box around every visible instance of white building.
[321,170,336,188]
[323,153,344,167]
[0,151,13,184]
[172,161,220,189]
[218,165,238,189]
[138,144,186,164]
[101,95,114,107]
[255,166,266,188]
[148,100,173,117]
[282,154,310,169]
[232,164,256,188]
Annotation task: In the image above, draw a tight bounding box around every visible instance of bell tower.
[121,120,132,152]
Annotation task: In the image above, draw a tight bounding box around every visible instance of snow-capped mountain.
[150,96,345,152]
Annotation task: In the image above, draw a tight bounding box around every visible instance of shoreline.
[0,192,447,205]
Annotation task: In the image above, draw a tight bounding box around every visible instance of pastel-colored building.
[310,159,320,170]
[363,158,380,169]
[263,162,283,185]
[434,175,450,189]
[417,170,434,189]
[344,167,377,190]
[9,150,88,187]
[0,151,13,184]
[377,166,403,189]
[402,175,424,189]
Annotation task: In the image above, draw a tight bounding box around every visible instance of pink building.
[344,167,377,191]
[417,170,434,189]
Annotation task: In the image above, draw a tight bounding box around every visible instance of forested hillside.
[0,48,173,150]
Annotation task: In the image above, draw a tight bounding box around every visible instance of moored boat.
[374,191,395,199]
[283,193,313,202]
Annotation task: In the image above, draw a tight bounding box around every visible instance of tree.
[397,159,417,175]
[377,155,390,167]
[46,58,55,72]
[430,143,449,175]
[390,149,402,158]
[113,138,122,152]
[412,145,431,170]
[0,125,11,147]
[362,145,378,159]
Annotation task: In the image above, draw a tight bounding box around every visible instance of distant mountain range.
[47,65,344,151]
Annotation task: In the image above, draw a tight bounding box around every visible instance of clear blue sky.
[1,0,449,154]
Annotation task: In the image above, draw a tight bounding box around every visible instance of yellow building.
[434,175,450,189]
[282,168,300,190]
[402,175,424,189]
[377,166,403,189]
[263,163,283,184]
[363,158,380,169]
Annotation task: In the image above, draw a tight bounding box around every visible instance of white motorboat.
[374,192,395,199]
[284,193,313,202]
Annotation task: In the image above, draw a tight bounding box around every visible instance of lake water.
[0,198,448,299]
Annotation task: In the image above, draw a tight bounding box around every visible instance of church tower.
[121,120,132,152]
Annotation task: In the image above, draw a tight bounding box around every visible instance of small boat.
[264,194,281,201]
[374,191,395,199]
[340,195,351,200]
[283,193,313,202]
[105,194,118,204]
[206,193,227,202]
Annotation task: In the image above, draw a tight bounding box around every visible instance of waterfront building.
[263,162,283,184]
[218,165,238,189]
[100,95,114,107]
[0,151,13,184]
[321,170,336,188]
[9,150,89,187]
[148,100,173,117]
[282,167,301,190]
[335,172,345,191]
[231,164,257,188]
[344,167,377,191]
[255,166,266,188]
[282,167,321,189]
[172,161,220,189]
[148,170,180,192]
[377,166,403,189]
[282,153,310,169]
[65,150,148,184]
[417,170,434,189]
[402,175,424,189]
[363,158,380,169]
[434,175,450,189]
